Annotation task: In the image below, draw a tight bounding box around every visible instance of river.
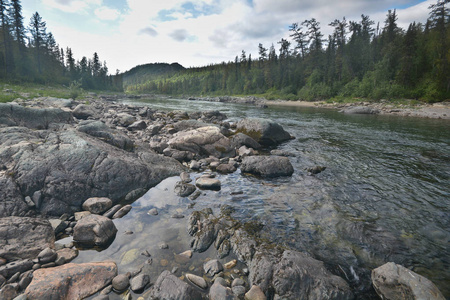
[70,97,450,299]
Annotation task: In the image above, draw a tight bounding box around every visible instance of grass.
[0,82,89,103]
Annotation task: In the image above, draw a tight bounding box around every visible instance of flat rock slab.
[25,261,117,300]
[0,217,55,261]
[372,262,445,300]
[241,156,294,177]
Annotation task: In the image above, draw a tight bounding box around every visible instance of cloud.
[94,7,120,21]
[139,27,158,37]
[169,29,190,42]
[42,0,101,13]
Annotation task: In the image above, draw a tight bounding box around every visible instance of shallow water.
[73,98,450,299]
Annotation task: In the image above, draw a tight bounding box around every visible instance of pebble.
[172,213,185,219]
[245,285,267,300]
[204,259,224,276]
[147,208,158,215]
[180,172,192,183]
[112,204,132,219]
[160,259,169,267]
[186,273,208,289]
[130,274,150,292]
[232,278,246,287]
[224,259,237,269]
[159,242,169,249]
[112,274,130,291]
[38,247,57,264]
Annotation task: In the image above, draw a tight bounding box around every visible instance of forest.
[124,0,449,102]
[0,0,121,90]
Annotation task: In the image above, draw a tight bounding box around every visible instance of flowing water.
[70,98,450,299]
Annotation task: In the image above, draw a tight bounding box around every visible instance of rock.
[0,259,33,279]
[128,120,147,131]
[232,285,247,296]
[18,270,33,290]
[112,274,130,292]
[371,262,445,300]
[25,261,117,300]
[172,214,185,219]
[37,247,57,264]
[231,133,262,150]
[40,97,74,108]
[116,113,136,127]
[180,172,192,183]
[341,106,380,114]
[49,219,68,235]
[209,281,234,300]
[232,278,246,287]
[31,191,43,210]
[146,270,202,300]
[147,208,158,215]
[0,125,182,217]
[269,149,294,157]
[112,204,132,219]
[130,274,150,292]
[196,177,221,190]
[174,181,196,197]
[73,214,117,247]
[186,273,208,289]
[189,160,201,170]
[82,197,113,214]
[241,156,294,177]
[72,104,96,119]
[0,217,55,261]
[56,248,78,263]
[216,163,237,174]
[103,205,121,219]
[24,196,35,208]
[0,103,73,129]
[0,284,17,300]
[159,243,169,250]
[306,165,326,174]
[92,295,110,300]
[245,285,266,300]
[77,120,134,151]
[204,259,224,276]
[224,260,237,269]
[236,118,292,146]
[168,126,235,159]
[238,146,257,157]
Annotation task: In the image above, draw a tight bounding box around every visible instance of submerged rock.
[372,262,445,300]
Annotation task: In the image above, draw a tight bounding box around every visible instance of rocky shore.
[0,95,446,299]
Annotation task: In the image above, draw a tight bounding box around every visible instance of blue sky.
[21,0,435,73]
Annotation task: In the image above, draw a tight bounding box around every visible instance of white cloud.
[42,0,101,13]
[94,7,120,21]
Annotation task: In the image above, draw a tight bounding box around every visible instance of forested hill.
[122,63,185,87]
[124,0,449,103]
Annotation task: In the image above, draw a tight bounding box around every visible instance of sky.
[21,0,435,73]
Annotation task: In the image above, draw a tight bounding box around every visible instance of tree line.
[0,0,121,90]
[125,0,449,102]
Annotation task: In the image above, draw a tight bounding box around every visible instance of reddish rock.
[25,261,117,300]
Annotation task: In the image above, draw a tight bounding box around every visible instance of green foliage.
[69,80,83,99]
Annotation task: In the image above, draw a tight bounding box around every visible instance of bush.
[69,80,83,99]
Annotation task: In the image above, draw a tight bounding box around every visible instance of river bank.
[0,94,448,300]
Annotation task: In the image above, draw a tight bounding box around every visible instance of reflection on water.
[73,98,449,298]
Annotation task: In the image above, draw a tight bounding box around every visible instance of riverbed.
[70,97,449,299]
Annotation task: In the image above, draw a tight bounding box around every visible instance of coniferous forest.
[0,0,121,90]
[124,0,449,102]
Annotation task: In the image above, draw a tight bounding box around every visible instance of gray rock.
[24,196,35,208]
[232,285,246,296]
[196,177,221,190]
[0,103,73,129]
[147,208,158,215]
[341,106,380,115]
[241,156,294,177]
[37,247,57,264]
[130,274,150,292]
[32,191,43,209]
[112,204,132,219]
[116,113,136,127]
[0,284,17,300]
[73,214,117,246]
[128,120,147,131]
[0,126,182,217]
[236,118,292,146]
[39,97,74,108]
[204,259,224,276]
[56,248,79,263]
[112,273,129,292]
[372,262,445,300]
[49,219,68,235]
[91,295,110,300]
[82,197,113,214]
[18,270,33,290]
[185,273,208,289]
[174,181,196,197]
[209,281,234,300]
[147,270,202,300]
[77,120,134,151]
[72,104,97,119]
[0,259,33,278]
[216,163,237,174]
[103,204,121,219]
[245,285,266,300]
[180,172,192,183]
[230,133,261,150]
[232,278,245,288]
[0,217,55,261]
[306,165,326,175]
[168,126,235,159]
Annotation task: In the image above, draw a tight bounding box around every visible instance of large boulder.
[77,120,134,151]
[241,156,294,177]
[0,217,55,261]
[371,262,445,300]
[0,103,73,129]
[73,214,117,246]
[341,106,379,115]
[72,104,97,120]
[230,132,261,150]
[25,261,117,300]
[0,126,182,217]
[236,118,292,146]
[145,270,202,300]
[168,126,235,159]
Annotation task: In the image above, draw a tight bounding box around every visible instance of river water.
[71,98,449,299]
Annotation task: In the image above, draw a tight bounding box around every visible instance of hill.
[122,63,185,87]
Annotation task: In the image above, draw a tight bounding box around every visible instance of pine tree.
[0,0,13,77]
[29,12,47,74]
